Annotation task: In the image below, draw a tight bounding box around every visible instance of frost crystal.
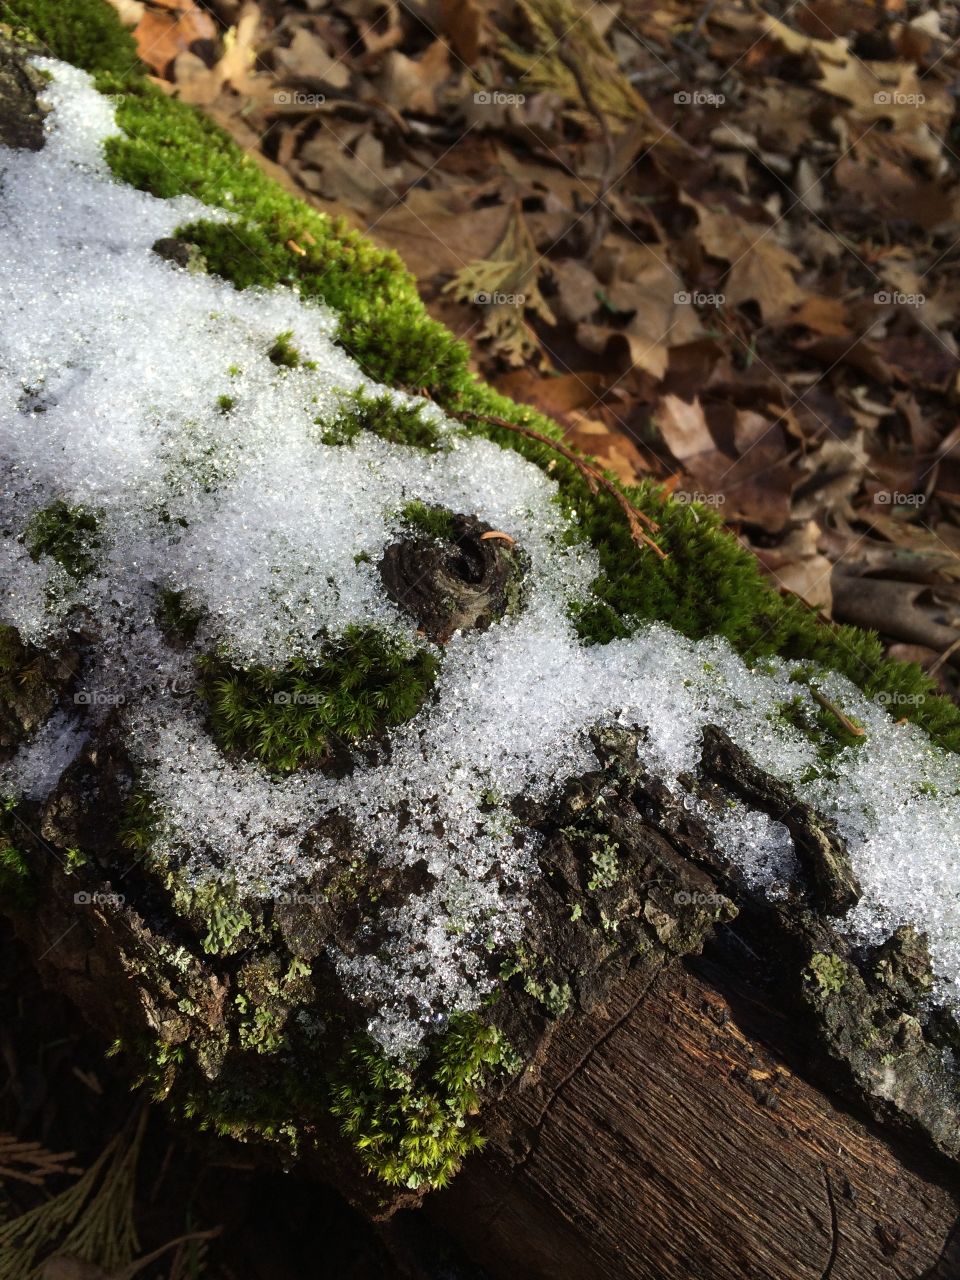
[3,63,960,1056]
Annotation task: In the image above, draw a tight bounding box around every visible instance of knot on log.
[378,510,526,644]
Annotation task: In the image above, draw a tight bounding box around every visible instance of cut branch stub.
[378,510,526,644]
[699,723,861,916]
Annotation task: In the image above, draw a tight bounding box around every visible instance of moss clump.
[267,330,302,369]
[24,499,100,578]
[1,0,140,75]
[323,389,443,450]
[198,626,439,773]
[0,798,32,904]
[330,1015,514,1189]
[399,500,459,542]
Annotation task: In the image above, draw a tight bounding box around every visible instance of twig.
[444,406,666,558]
[810,688,865,738]
[115,1226,222,1280]
[927,633,960,678]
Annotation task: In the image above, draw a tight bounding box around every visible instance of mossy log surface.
[2,8,960,1276]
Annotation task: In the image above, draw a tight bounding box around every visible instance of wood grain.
[431,955,960,1280]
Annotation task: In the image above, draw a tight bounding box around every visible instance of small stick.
[811,688,865,738]
[444,406,666,558]
[927,633,960,678]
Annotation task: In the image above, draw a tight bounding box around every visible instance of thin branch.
[927,633,960,678]
[443,406,667,558]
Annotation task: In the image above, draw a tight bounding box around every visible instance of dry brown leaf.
[439,0,484,63]
[752,522,834,613]
[378,41,454,116]
[132,0,217,78]
[495,369,608,420]
[684,195,804,322]
[550,259,602,323]
[577,242,701,379]
[274,28,352,93]
[563,412,649,486]
[787,295,851,337]
[654,394,713,462]
[760,13,953,129]
[372,193,511,281]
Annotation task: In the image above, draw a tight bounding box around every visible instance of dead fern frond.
[504,0,646,124]
[444,204,555,367]
[0,1138,80,1189]
[0,1107,148,1280]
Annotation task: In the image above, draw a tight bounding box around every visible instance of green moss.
[217,393,236,413]
[118,787,159,855]
[24,500,100,578]
[399,501,458,542]
[322,389,444,450]
[198,626,439,773]
[1,0,141,75]
[267,330,302,369]
[330,1014,513,1189]
[0,799,32,905]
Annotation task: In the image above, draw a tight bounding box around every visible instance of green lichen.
[0,798,32,904]
[809,952,848,996]
[330,1014,513,1189]
[24,500,100,578]
[586,834,621,891]
[523,976,573,1016]
[198,626,439,774]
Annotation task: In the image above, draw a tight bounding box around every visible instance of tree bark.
[429,951,960,1280]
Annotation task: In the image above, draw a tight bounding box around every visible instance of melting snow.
[2,62,960,1057]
